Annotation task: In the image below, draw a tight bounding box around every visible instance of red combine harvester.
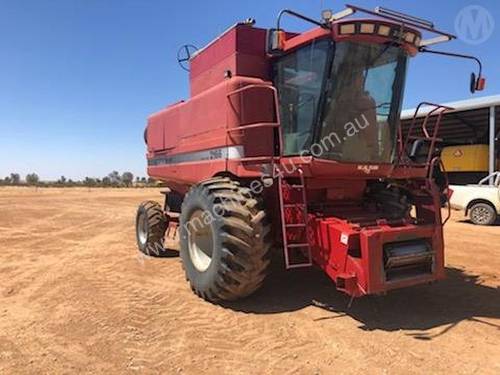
[136,5,485,302]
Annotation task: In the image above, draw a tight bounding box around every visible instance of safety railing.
[398,102,454,171]
[226,84,283,166]
[429,156,451,225]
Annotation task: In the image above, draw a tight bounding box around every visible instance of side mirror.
[470,72,486,93]
[266,28,286,55]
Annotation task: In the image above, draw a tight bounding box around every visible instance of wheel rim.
[137,211,148,245]
[472,206,491,224]
[187,210,214,272]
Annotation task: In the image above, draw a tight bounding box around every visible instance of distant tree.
[122,172,134,187]
[136,176,141,183]
[102,176,111,186]
[10,173,20,185]
[3,176,12,185]
[84,177,96,191]
[58,176,67,185]
[147,177,156,185]
[141,177,147,183]
[108,171,121,186]
[26,173,40,187]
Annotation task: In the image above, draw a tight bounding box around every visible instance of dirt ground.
[0,187,499,374]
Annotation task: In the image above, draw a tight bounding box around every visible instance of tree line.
[0,171,158,188]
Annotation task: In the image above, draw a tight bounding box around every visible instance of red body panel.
[311,217,444,296]
[190,25,270,96]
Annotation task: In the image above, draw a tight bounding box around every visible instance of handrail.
[429,156,451,225]
[227,83,277,98]
[422,107,443,138]
[226,122,280,133]
[399,102,453,170]
[402,102,451,155]
[226,83,283,160]
[425,109,445,166]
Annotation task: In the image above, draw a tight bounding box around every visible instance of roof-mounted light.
[377,25,391,36]
[266,29,286,55]
[321,9,333,22]
[342,4,456,47]
[340,23,356,35]
[404,32,416,43]
[360,23,375,34]
[336,21,423,50]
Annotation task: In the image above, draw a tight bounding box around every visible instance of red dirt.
[0,187,498,374]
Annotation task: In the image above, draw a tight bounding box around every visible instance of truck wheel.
[136,201,168,256]
[470,202,497,225]
[179,177,271,302]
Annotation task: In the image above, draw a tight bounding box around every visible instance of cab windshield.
[274,40,408,163]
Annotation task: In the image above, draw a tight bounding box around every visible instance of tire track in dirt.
[1,188,499,374]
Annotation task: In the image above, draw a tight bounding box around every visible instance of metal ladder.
[278,168,312,269]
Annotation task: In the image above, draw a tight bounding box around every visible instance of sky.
[0,0,498,181]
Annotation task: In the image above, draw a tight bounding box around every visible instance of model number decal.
[357,165,380,174]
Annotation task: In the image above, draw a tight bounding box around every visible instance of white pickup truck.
[449,172,500,225]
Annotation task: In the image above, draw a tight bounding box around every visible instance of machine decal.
[148,146,244,166]
[357,165,380,174]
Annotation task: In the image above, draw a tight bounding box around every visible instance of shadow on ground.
[224,262,500,339]
[458,219,500,226]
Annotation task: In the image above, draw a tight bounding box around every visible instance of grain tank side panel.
[147,76,277,188]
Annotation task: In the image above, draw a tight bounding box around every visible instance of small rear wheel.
[469,202,497,225]
[136,201,168,256]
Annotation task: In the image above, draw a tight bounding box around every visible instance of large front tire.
[179,177,271,302]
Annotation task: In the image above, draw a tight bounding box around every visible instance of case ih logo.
[453,149,464,158]
[357,165,380,174]
[455,5,494,45]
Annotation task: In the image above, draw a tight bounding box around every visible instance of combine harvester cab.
[137,5,485,302]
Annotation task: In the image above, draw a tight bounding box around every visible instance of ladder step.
[287,261,313,269]
[287,243,310,248]
[167,212,180,219]
[279,168,312,270]
[408,135,443,142]
[283,203,306,208]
